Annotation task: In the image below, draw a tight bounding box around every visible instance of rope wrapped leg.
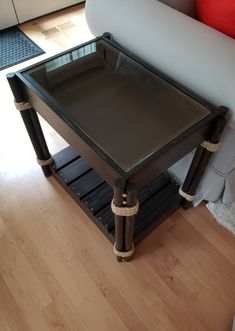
[180,106,228,209]
[37,156,54,166]
[112,183,138,262]
[201,141,220,153]
[14,101,32,111]
[112,180,126,262]
[124,183,138,261]
[179,186,195,202]
[113,242,134,260]
[111,199,139,216]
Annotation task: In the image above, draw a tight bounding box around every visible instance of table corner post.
[124,182,138,262]
[102,32,113,40]
[112,180,138,262]
[7,73,52,177]
[180,105,229,209]
[112,179,126,262]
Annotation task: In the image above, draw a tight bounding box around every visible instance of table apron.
[129,124,210,189]
[26,88,123,187]
[25,87,211,191]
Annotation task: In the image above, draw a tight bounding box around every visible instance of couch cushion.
[196,0,235,39]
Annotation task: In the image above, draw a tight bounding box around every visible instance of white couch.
[85,0,235,205]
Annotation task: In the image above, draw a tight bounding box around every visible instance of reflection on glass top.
[45,42,97,73]
[23,39,210,173]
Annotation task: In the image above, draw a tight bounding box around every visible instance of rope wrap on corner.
[37,156,54,166]
[111,199,139,217]
[179,186,196,202]
[201,141,220,153]
[113,243,134,259]
[14,101,32,111]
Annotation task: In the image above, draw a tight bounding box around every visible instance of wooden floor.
[0,4,235,331]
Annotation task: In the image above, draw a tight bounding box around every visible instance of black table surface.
[20,38,210,173]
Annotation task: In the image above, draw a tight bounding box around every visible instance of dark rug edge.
[0,26,45,71]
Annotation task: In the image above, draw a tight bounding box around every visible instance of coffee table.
[7,34,227,261]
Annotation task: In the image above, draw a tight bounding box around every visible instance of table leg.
[113,179,125,262]
[112,181,139,262]
[102,32,113,41]
[124,183,137,262]
[180,107,228,209]
[7,73,52,177]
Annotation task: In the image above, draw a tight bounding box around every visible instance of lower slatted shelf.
[52,146,181,244]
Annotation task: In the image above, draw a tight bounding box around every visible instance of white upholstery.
[85,0,235,203]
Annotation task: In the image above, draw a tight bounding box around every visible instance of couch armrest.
[85,0,235,127]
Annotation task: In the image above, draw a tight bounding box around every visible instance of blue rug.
[0,27,45,70]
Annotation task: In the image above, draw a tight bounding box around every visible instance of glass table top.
[21,38,210,173]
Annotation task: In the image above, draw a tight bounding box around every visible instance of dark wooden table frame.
[7,34,228,262]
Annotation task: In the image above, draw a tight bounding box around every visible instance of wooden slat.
[52,146,79,171]
[96,205,114,232]
[134,183,180,239]
[57,157,90,184]
[81,182,113,214]
[138,173,171,204]
[70,169,104,199]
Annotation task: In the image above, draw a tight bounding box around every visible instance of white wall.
[13,0,84,23]
[0,0,84,29]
